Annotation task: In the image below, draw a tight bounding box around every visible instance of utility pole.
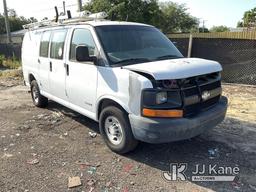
[77,0,82,12]
[202,20,205,33]
[3,0,12,43]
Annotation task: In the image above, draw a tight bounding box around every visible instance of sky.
[0,0,256,28]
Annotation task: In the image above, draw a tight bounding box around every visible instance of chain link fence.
[0,43,21,59]
[169,32,256,85]
[1,32,256,85]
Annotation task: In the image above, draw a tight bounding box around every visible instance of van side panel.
[22,31,42,86]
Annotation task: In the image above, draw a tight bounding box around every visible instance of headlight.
[142,89,182,108]
[156,92,167,104]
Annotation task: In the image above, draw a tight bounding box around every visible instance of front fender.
[96,95,131,120]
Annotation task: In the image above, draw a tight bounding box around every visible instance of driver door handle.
[65,63,69,76]
[49,61,52,72]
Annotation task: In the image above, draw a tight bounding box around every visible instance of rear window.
[39,31,51,57]
[50,30,67,60]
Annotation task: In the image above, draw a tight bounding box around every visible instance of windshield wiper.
[155,55,183,61]
[114,58,151,65]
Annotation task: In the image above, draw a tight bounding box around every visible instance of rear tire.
[99,106,138,154]
[30,80,48,108]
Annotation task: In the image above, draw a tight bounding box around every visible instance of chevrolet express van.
[22,20,228,154]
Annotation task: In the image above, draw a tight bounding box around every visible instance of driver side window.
[70,29,97,61]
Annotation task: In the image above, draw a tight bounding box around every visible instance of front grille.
[180,72,222,117]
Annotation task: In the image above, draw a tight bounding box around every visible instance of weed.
[0,55,21,69]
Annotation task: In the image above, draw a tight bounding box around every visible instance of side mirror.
[76,45,96,62]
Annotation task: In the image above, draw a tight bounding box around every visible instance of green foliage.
[0,54,5,66]
[238,7,256,28]
[158,2,198,33]
[83,0,198,33]
[210,25,230,32]
[0,13,37,34]
[237,21,243,28]
[0,69,22,78]
[84,0,160,24]
[0,54,21,69]
[198,27,209,33]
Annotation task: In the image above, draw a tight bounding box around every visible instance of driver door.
[65,28,98,118]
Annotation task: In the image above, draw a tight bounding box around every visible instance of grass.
[0,55,21,69]
[0,69,23,78]
[0,55,22,78]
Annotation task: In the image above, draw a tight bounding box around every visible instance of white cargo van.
[22,19,228,154]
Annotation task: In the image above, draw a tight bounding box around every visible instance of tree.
[84,0,160,24]
[237,21,243,28]
[83,0,198,33]
[198,27,209,33]
[238,7,256,28]
[8,8,17,17]
[158,2,198,33]
[0,10,38,34]
[210,25,230,32]
[244,8,256,27]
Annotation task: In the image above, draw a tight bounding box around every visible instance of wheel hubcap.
[32,86,39,104]
[104,116,123,145]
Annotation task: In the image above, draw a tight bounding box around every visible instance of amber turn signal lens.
[142,108,183,118]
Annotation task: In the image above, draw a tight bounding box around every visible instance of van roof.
[26,20,152,32]
[85,20,151,27]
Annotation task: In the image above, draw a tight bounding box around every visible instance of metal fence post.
[187,34,193,58]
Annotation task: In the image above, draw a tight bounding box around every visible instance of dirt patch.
[0,79,256,192]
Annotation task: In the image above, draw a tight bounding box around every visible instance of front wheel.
[99,106,138,154]
[30,80,48,108]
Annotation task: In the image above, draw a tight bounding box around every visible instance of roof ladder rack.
[23,11,108,30]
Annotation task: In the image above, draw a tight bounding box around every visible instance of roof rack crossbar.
[23,11,108,30]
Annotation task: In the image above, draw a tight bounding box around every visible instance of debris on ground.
[87,166,97,174]
[26,158,39,165]
[106,181,112,187]
[123,163,134,172]
[2,153,13,158]
[68,176,82,188]
[89,131,97,138]
[17,124,31,131]
[87,179,96,186]
[1,79,256,191]
[52,111,64,118]
[88,187,95,192]
[101,188,108,192]
[208,148,219,159]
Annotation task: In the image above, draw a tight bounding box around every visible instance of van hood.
[123,58,222,80]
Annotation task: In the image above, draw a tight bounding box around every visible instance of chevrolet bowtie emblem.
[202,91,211,101]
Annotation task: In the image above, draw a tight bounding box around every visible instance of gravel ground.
[0,77,256,192]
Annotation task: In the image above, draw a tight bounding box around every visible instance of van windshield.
[95,25,183,66]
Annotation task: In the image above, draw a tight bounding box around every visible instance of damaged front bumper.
[129,96,228,143]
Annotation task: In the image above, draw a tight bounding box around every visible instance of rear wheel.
[30,80,48,108]
[99,106,138,154]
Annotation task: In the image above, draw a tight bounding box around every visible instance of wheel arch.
[96,96,130,121]
[28,72,37,85]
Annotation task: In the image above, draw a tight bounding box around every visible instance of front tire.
[99,106,138,154]
[30,80,48,108]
